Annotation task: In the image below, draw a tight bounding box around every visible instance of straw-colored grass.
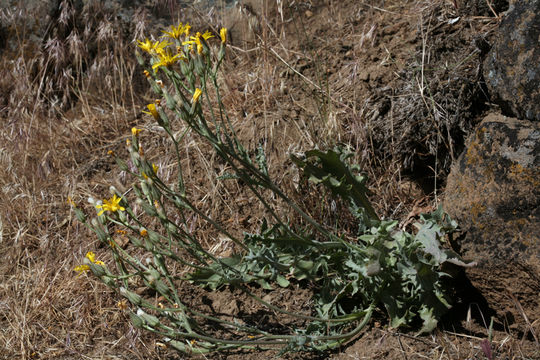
[0,0,537,359]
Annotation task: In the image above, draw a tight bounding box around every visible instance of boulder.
[483,0,540,121]
[444,113,540,329]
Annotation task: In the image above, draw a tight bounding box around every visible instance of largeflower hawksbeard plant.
[73,20,471,355]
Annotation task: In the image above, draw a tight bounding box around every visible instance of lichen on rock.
[444,113,539,330]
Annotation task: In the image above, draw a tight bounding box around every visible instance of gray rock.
[444,113,540,328]
[483,0,540,121]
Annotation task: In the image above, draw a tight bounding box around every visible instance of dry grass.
[0,0,537,359]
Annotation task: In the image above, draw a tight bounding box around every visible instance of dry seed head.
[66,31,85,59]
[132,7,149,41]
[97,20,114,42]
[44,38,65,66]
[59,0,74,25]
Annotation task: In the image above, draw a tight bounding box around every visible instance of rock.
[444,113,540,329]
[483,0,540,121]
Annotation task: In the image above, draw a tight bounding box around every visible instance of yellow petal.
[144,103,159,120]
[85,251,96,263]
[192,88,202,103]
[74,264,90,273]
[220,28,227,43]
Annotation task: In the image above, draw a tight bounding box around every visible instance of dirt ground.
[0,0,538,359]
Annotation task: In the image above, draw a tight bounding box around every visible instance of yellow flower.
[183,24,191,37]
[74,264,90,274]
[143,103,159,120]
[182,32,207,54]
[220,28,227,43]
[184,31,214,54]
[140,228,148,237]
[117,299,128,310]
[161,23,186,40]
[201,30,214,41]
[152,48,184,71]
[86,251,97,263]
[132,127,142,136]
[74,251,104,274]
[67,196,76,207]
[96,194,125,216]
[192,88,202,103]
[137,38,153,53]
[137,39,170,55]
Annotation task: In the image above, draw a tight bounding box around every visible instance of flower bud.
[74,207,87,223]
[130,312,144,329]
[121,287,143,305]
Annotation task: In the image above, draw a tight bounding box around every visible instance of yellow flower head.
[74,264,90,274]
[220,28,227,43]
[131,127,142,136]
[117,299,128,310]
[96,194,125,216]
[140,228,148,237]
[137,39,170,55]
[192,88,202,103]
[137,38,153,53]
[86,251,96,263]
[201,30,214,41]
[74,251,104,274]
[184,24,191,37]
[143,103,159,120]
[182,31,211,54]
[162,23,186,40]
[152,48,184,71]
[152,163,159,174]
